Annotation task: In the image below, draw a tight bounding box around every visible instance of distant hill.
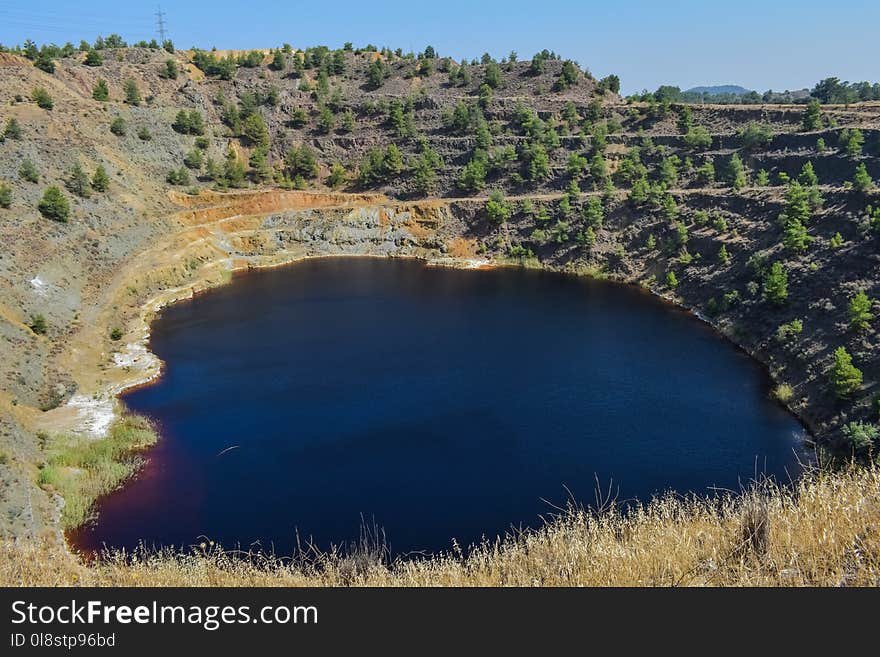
[685,85,752,96]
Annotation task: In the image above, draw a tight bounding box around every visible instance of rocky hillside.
[1,43,879,545]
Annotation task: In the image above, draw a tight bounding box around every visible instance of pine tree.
[763,262,788,305]
[91,165,110,192]
[84,49,103,66]
[483,61,502,89]
[384,144,404,176]
[366,60,386,89]
[3,118,22,139]
[19,160,39,183]
[110,116,127,136]
[583,196,604,228]
[38,186,70,222]
[802,99,821,131]
[485,189,510,223]
[853,163,873,192]
[248,148,272,183]
[270,50,286,72]
[327,162,346,189]
[316,106,335,134]
[123,79,141,106]
[848,290,875,331]
[726,153,746,190]
[92,79,109,101]
[66,163,91,198]
[159,59,178,79]
[32,87,53,110]
[223,149,247,187]
[830,347,862,398]
[242,113,270,147]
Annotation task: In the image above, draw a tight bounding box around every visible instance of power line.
[155,6,167,43]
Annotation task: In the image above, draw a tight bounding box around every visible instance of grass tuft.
[37,415,157,529]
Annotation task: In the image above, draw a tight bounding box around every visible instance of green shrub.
[684,125,712,150]
[32,87,53,109]
[738,122,773,149]
[123,79,142,106]
[159,59,178,79]
[110,116,127,136]
[34,52,55,74]
[725,153,746,190]
[554,60,578,90]
[91,165,110,192]
[284,145,319,179]
[92,79,109,101]
[37,415,157,528]
[485,189,511,223]
[38,186,70,222]
[484,61,502,89]
[221,149,247,188]
[853,163,873,192]
[270,50,286,72]
[327,162,346,189]
[583,196,604,228]
[773,383,794,403]
[316,106,335,134]
[696,160,715,185]
[802,99,822,131]
[289,107,309,128]
[577,226,596,248]
[19,159,39,183]
[166,168,190,186]
[184,149,204,170]
[0,184,11,209]
[4,117,22,139]
[84,49,103,66]
[30,314,48,334]
[841,421,878,458]
[457,155,488,193]
[172,109,205,135]
[839,128,864,157]
[110,327,123,341]
[366,59,387,89]
[66,163,91,198]
[776,319,803,342]
[763,262,788,305]
[848,290,875,332]
[830,347,862,398]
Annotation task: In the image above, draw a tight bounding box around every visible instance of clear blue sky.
[1,0,877,94]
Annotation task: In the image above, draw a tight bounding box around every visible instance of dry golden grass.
[2,466,878,586]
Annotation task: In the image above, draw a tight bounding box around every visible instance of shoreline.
[64,251,813,561]
[30,194,818,563]
[61,253,814,560]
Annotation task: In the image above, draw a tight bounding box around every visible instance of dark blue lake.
[75,257,806,556]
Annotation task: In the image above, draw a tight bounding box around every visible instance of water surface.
[75,258,805,556]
